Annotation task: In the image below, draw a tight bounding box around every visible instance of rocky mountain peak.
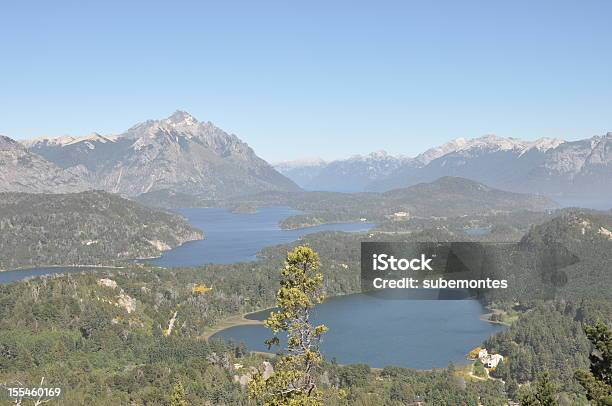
[126,111,227,144]
[0,134,90,193]
[416,137,468,164]
[16,112,299,198]
[462,134,527,151]
[0,135,21,150]
[164,110,198,127]
[526,137,565,151]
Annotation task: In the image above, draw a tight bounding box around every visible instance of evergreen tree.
[575,322,612,405]
[505,378,520,401]
[248,246,328,405]
[170,381,189,406]
[535,372,558,406]
[518,372,558,406]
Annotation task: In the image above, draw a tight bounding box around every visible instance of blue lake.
[212,292,502,369]
[2,206,503,369]
[1,207,371,283]
[148,207,373,267]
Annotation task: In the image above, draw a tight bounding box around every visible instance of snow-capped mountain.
[415,134,564,165]
[274,158,328,189]
[371,133,611,202]
[24,111,300,198]
[279,133,610,202]
[275,151,413,192]
[0,135,90,193]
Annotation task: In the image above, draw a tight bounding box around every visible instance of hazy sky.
[1,1,611,161]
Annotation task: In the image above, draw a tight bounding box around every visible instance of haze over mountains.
[19,111,299,198]
[276,133,612,203]
[275,151,413,193]
[2,111,609,205]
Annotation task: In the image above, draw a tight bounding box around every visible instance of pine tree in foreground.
[248,246,329,406]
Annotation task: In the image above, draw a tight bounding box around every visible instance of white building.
[478,348,504,368]
[485,354,504,368]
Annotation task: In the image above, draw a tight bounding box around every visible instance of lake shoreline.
[1,231,206,273]
[1,264,127,273]
[204,292,505,355]
[206,299,485,372]
[202,311,269,340]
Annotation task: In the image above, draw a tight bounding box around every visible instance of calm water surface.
[149,207,372,267]
[1,207,371,283]
[212,292,503,369]
[3,206,502,370]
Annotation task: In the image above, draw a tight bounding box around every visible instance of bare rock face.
[97,279,118,289]
[0,135,90,193]
[232,361,275,387]
[25,111,300,199]
[262,361,274,380]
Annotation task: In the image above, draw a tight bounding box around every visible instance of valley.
[0,111,609,405]
[0,202,610,404]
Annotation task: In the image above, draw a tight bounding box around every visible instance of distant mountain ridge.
[277,133,611,202]
[22,111,300,198]
[9,117,611,202]
[276,151,414,192]
[202,176,558,230]
[0,135,90,193]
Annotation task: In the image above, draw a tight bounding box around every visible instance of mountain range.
[3,113,610,204]
[274,151,413,192]
[276,133,612,203]
[0,135,88,193]
[16,111,299,198]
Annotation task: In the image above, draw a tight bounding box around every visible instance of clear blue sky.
[1,1,611,161]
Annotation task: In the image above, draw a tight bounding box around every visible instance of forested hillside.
[0,241,510,405]
[0,209,609,404]
[0,191,202,270]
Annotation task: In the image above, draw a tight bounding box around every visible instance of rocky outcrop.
[233,361,275,387]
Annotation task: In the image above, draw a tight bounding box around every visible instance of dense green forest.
[0,191,202,270]
[0,207,610,404]
[0,246,509,404]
